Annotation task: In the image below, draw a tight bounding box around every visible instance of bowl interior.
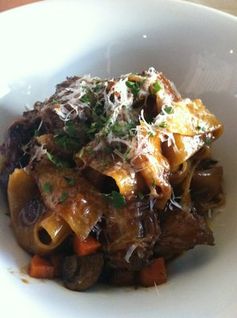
[0,1,237,317]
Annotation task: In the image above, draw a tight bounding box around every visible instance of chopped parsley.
[111,121,136,138]
[196,125,206,132]
[87,117,107,138]
[80,94,91,104]
[148,131,155,137]
[204,135,213,145]
[46,152,70,168]
[164,105,174,114]
[52,98,59,104]
[80,90,95,104]
[158,121,167,128]
[64,176,76,186]
[93,84,102,93]
[59,191,69,203]
[54,134,81,151]
[105,191,126,209]
[42,182,53,193]
[126,80,141,96]
[152,81,162,93]
[87,122,98,135]
[87,104,108,138]
[65,121,78,137]
[78,145,94,159]
[54,120,82,151]
[93,102,105,117]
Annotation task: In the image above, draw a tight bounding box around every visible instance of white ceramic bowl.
[0,1,237,317]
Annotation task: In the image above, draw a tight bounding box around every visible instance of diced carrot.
[28,255,55,279]
[73,235,101,256]
[139,257,167,287]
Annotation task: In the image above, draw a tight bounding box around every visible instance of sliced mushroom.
[62,253,104,291]
[19,198,46,227]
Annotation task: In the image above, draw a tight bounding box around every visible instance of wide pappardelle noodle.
[0,67,224,290]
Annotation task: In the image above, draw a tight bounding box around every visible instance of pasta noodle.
[78,148,139,197]
[37,214,71,247]
[7,169,70,254]
[157,99,223,137]
[132,126,171,209]
[33,160,105,240]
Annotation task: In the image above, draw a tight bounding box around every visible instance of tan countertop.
[0,0,237,15]
[184,0,237,16]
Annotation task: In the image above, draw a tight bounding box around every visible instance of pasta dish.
[0,67,224,290]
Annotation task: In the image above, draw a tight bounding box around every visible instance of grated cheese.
[50,68,219,179]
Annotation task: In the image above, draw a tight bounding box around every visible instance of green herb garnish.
[54,134,69,150]
[204,136,213,145]
[152,81,162,93]
[46,152,70,168]
[164,105,174,114]
[111,121,136,138]
[42,182,53,193]
[80,94,91,104]
[64,176,76,186]
[89,95,106,135]
[106,191,126,209]
[93,83,103,93]
[148,131,155,137]
[54,134,81,151]
[80,90,95,104]
[196,125,206,132]
[93,102,105,117]
[59,191,69,203]
[158,121,167,128]
[65,121,78,137]
[87,122,98,135]
[54,120,82,151]
[126,81,141,96]
[86,112,108,139]
[52,98,59,104]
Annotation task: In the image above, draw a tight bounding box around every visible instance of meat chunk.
[104,200,161,270]
[155,209,214,260]
[0,96,85,192]
[0,117,39,191]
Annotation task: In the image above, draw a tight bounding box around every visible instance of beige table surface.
[184,0,237,16]
[0,0,237,15]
